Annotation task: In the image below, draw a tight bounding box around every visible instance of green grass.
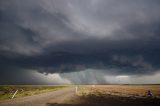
[0,85,69,100]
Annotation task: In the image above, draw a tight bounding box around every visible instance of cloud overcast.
[0,0,160,84]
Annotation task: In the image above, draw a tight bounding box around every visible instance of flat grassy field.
[72,85,160,106]
[77,85,160,98]
[0,85,68,100]
[1,85,160,106]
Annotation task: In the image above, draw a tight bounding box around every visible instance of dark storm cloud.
[0,0,160,84]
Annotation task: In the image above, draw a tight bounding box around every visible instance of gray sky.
[0,0,160,84]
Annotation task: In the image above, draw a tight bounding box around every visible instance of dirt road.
[1,85,159,106]
[0,87,75,106]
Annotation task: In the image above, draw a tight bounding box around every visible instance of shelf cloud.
[0,0,160,84]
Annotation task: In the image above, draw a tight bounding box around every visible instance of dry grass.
[0,85,69,100]
[77,85,160,98]
[72,85,160,106]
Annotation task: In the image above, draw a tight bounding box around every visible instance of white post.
[12,90,18,99]
[75,86,78,94]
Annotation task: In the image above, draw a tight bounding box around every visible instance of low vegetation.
[74,85,160,105]
[0,85,68,100]
[77,85,160,98]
